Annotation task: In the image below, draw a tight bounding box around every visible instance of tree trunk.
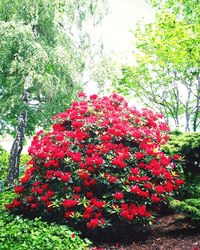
[193,75,200,132]
[6,91,28,185]
[184,82,192,132]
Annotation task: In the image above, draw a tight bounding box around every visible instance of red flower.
[85,206,93,214]
[83,213,91,219]
[137,205,147,217]
[130,185,140,193]
[155,185,165,194]
[164,182,173,192]
[86,192,93,198]
[5,203,13,210]
[151,194,160,203]
[95,212,102,219]
[92,199,105,208]
[65,211,75,219]
[14,185,25,194]
[45,170,54,179]
[26,196,34,203]
[135,152,145,159]
[78,170,89,180]
[72,121,84,129]
[12,199,22,208]
[112,157,126,169]
[173,154,181,160]
[114,192,124,200]
[87,218,99,229]
[62,199,78,208]
[46,190,55,197]
[90,94,98,100]
[31,203,38,209]
[144,182,152,189]
[55,170,62,178]
[74,186,81,193]
[107,175,118,183]
[78,92,87,98]
[164,172,173,180]
[175,179,185,186]
[60,172,71,182]
[71,152,82,162]
[130,167,139,175]
[100,134,112,141]
[160,156,171,166]
[120,210,135,221]
[21,175,31,184]
[52,124,65,131]
[152,169,161,176]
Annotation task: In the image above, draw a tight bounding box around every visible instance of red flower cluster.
[6,92,184,230]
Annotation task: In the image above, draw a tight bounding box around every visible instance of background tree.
[0,0,107,185]
[117,0,199,131]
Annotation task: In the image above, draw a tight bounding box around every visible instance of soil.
[88,214,200,250]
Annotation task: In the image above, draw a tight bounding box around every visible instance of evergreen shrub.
[162,131,200,177]
[163,132,200,222]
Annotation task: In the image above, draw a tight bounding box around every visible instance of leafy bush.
[6,93,184,230]
[162,132,200,222]
[0,146,30,180]
[0,191,91,249]
[20,153,31,169]
[0,146,9,180]
[169,176,200,222]
[162,132,200,178]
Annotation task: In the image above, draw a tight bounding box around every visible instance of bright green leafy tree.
[0,0,107,185]
[117,0,200,132]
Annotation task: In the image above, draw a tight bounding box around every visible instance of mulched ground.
[88,214,200,250]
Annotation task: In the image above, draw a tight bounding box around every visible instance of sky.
[101,0,155,63]
[84,0,155,95]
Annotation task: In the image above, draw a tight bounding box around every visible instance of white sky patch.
[84,0,155,103]
[100,0,155,63]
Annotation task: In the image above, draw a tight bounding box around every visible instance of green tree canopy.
[0,0,107,136]
[117,1,200,132]
[0,0,107,184]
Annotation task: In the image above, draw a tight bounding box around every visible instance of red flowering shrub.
[6,93,184,230]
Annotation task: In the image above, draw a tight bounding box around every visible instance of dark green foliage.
[169,177,200,222]
[163,132,200,222]
[0,191,91,249]
[162,132,200,177]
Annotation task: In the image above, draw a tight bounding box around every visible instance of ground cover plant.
[6,93,184,231]
[0,191,91,249]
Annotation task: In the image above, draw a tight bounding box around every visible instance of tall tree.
[0,0,107,185]
[117,2,199,131]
